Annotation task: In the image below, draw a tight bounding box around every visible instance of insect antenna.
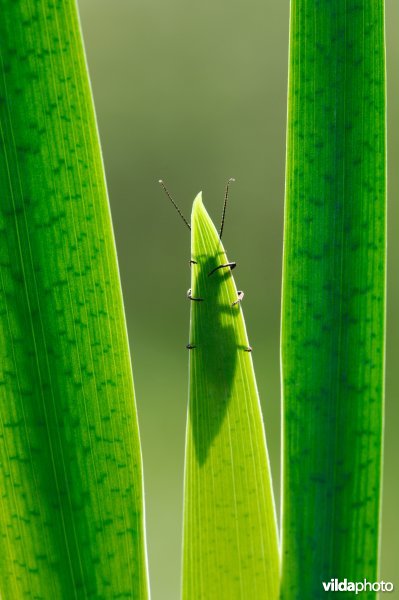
[219,177,235,240]
[159,180,191,230]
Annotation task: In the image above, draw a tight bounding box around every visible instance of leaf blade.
[182,194,279,599]
[281,2,386,597]
[0,1,149,597]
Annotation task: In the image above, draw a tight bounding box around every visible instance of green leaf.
[182,194,279,599]
[0,1,149,598]
[281,2,386,598]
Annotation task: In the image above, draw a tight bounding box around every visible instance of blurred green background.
[77,1,398,598]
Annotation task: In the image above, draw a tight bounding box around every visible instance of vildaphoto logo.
[322,579,394,594]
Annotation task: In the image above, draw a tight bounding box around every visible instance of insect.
[159,178,254,459]
[159,178,251,353]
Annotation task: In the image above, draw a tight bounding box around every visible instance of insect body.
[187,192,254,463]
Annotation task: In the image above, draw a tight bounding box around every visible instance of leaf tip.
[193,191,203,208]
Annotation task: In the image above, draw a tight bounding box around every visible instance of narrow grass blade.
[281,2,386,598]
[182,194,279,599]
[0,1,149,597]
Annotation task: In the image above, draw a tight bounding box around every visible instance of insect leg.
[208,262,236,276]
[232,290,244,306]
[187,288,204,302]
